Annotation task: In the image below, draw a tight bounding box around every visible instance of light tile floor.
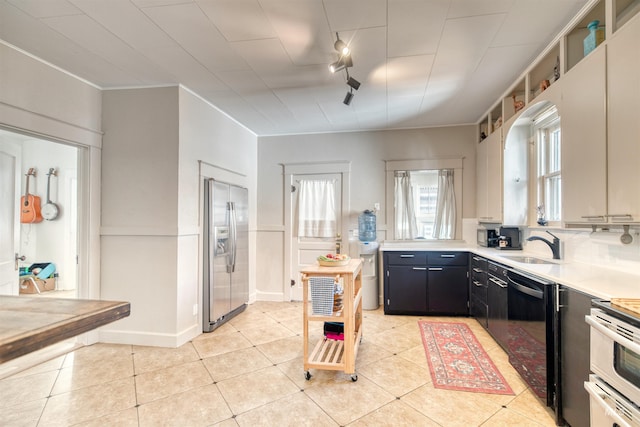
[0,301,557,426]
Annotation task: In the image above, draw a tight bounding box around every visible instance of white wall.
[177,88,258,335]
[256,126,477,301]
[0,42,102,305]
[100,86,258,347]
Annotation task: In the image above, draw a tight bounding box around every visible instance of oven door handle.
[584,380,633,427]
[586,315,640,356]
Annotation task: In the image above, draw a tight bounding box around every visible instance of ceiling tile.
[199,0,277,41]
[260,0,333,66]
[7,0,81,18]
[388,0,449,57]
[141,2,251,72]
[447,0,514,19]
[69,0,177,50]
[140,45,227,91]
[43,14,170,84]
[323,0,387,32]
[492,0,584,47]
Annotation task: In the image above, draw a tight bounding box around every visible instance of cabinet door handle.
[472,268,483,273]
[412,267,427,271]
[472,256,482,261]
[472,280,483,287]
[489,277,507,288]
[428,267,443,271]
[580,215,606,221]
[440,254,455,258]
[400,254,415,258]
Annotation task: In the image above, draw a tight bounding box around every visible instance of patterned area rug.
[418,320,514,395]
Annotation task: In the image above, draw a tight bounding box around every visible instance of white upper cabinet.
[607,14,640,222]
[477,129,502,223]
[561,46,608,223]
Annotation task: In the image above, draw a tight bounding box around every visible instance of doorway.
[284,162,351,301]
[0,129,79,298]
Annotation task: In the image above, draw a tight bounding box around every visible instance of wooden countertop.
[0,296,130,363]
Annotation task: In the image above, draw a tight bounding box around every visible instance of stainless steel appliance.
[477,227,498,247]
[585,301,640,426]
[506,269,555,406]
[203,179,248,332]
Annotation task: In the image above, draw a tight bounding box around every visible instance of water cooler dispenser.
[357,210,379,310]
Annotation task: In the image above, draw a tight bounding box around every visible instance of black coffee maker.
[498,227,522,250]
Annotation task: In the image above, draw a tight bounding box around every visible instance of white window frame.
[385,158,463,241]
[533,107,561,225]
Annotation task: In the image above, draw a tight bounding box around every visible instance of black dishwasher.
[506,269,555,408]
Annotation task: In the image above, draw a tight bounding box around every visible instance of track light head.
[334,39,350,56]
[328,55,353,73]
[347,76,361,90]
[343,90,354,105]
[329,61,345,73]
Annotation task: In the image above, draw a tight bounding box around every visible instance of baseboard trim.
[99,323,200,348]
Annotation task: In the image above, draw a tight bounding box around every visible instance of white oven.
[586,307,640,426]
[584,374,640,426]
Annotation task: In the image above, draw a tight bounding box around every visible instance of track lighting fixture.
[343,89,354,105]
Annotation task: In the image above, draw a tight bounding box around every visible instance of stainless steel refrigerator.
[203,178,248,332]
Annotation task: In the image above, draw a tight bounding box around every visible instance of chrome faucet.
[527,230,561,259]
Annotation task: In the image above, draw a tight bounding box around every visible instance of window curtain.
[394,172,418,239]
[432,169,456,239]
[297,179,337,238]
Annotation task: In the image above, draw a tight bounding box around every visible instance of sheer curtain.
[297,179,336,237]
[432,169,456,239]
[394,172,418,239]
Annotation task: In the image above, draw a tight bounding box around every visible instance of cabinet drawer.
[427,251,467,266]
[386,252,427,265]
[470,277,488,303]
[471,268,486,283]
[470,255,488,271]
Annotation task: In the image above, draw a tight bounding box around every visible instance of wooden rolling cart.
[300,258,363,381]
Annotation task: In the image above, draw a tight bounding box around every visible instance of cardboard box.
[19,277,55,294]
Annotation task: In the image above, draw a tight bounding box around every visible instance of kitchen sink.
[502,256,557,265]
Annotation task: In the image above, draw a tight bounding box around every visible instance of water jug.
[358,210,376,242]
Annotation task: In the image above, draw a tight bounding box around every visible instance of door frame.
[0,126,100,322]
[283,161,351,301]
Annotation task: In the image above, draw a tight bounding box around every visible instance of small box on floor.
[19,277,55,294]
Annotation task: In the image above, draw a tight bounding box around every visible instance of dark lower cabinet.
[428,266,468,315]
[383,251,468,316]
[470,255,488,328]
[556,286,593,427]
[385,265,427,315]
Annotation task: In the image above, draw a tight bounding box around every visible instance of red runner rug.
[418,320,514,395]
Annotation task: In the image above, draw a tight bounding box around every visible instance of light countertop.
[379,241,640,300]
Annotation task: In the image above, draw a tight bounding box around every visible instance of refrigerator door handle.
[229,201,237,273]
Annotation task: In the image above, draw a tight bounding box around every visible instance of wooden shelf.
[566,0,606,72]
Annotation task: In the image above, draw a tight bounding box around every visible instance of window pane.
[545,175,561,221]
[549,128,561,173]
[410,170,438,239]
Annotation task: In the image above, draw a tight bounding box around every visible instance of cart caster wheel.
[351,374,358,382]
[304,371,312,380]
